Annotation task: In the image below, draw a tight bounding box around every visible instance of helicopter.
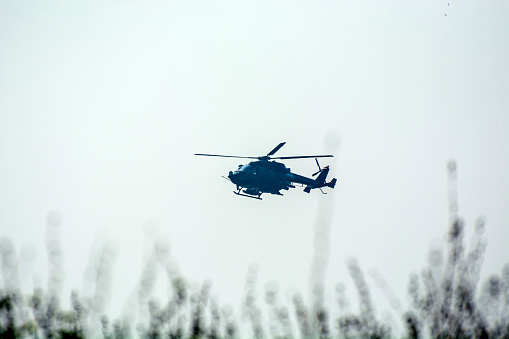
[195,142,337,200]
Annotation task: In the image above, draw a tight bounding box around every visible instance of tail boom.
[302,167,337,193]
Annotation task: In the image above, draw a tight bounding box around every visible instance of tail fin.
[315,166,330,184]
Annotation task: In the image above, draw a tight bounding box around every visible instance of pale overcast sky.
[1,0,508,335]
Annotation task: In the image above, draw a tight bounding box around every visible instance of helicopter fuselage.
[227,160,325,196]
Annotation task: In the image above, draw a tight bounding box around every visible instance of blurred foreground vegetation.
[2,214,508,339]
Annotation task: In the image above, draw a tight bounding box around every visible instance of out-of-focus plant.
[0,292,18,339]
[1,228,508,339]
[333,258,392,339]
[403,214,509,339]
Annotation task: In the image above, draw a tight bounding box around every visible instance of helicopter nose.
[228,171,239,183]
[228,171,236,181]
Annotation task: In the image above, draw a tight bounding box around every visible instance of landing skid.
[233,191,262,200]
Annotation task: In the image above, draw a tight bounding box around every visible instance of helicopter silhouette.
[195,142,337,200]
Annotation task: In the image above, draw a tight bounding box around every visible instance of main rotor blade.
[266,142,286,156]
[272,155,334,160]
[194,153,258,159]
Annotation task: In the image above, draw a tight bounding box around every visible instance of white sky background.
[1,0,508,334]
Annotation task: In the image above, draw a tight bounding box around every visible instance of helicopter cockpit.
[228,164,251,180]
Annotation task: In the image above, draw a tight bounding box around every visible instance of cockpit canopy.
[239,164,251,172]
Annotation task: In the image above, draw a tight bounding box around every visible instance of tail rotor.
[312,158,328,177]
